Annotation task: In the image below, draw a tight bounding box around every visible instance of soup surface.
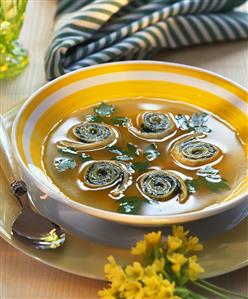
[42,98,246,215]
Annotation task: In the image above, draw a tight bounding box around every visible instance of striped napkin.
[45,0,248,80]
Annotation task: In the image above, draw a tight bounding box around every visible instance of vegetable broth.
[42,98,246,215]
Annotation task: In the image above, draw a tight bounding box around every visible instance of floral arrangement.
[98,226,247,299]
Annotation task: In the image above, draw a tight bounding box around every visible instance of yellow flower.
[172,225,189,241]
[124,280,144,299]
[188,256,205,281]
[144,231,162,245]
[144,274,176,298]
[131,240,147,255]
[167,253,187,275]
[167,235,182,251]
[125,262,144,281]
[152,258,165,272]
[144,258,165,276]
[98,287,116,299]
[104,256,126,289]
[186,236,203,252]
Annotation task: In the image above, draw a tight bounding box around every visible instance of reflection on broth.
[42,98,246,216]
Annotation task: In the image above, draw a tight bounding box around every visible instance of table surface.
[0,1,247,298]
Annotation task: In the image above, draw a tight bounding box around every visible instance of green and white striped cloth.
[45,0,248,80]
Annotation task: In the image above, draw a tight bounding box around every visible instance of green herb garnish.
[108,142,139,161]
[87,102,129,127]
[54,157,77,172]
[80,153,92,162]
[186,179,200,193]
[109,116,129,126]
[86,114,104,123]
[94,102,115,117]
[58,147,77,155]
[202,177,230,192]
[117,196,143,214]
[131,161,150,173]
[187,166,230,193]
[144,143,160,161]
[175,112,212,133]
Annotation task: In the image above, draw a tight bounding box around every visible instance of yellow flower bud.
[186,236,203,252]
[167,253,187,275]
[167,235,183,251]
[98,287,116,299]
[188,256,205,281]
[131,240,147,255]
[125,280,144,299]
[172,225,189,241]
[125,262,144,281]
[144,231,162,245]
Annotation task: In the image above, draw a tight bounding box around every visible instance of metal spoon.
[0,115,65,249]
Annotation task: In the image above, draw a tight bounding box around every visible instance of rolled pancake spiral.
[137,170,188,203]
[57,122,118,152]
[81,160,132,199]
[171,133,222,167]
[127,112,176,141]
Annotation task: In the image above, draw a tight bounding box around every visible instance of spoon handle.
[0,115,21,185]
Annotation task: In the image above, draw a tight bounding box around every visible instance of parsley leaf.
[127,142,139,157]
[80,153,92,162]
[186,179,200,193]
[54,157,77,172]
[202,178,230,192]
[86,114,104,123]
[94,102,115,117]
[107,145,127,156]
[131,161,150,173]
[57,147,77,155]
[175,112,212,133]
[117,196,142,214]
[174,114,190,131]
[144,143,160,161]
[109,116,129,126]
[108,143,139,161]
[187,166,230,193]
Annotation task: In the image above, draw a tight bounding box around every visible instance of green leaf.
[127,142,139,157]
[108,143,139,161]
[107,145,128,156]
[186,179,200,193]
[131,161,149,173]
[109,116,129,126]
[54,157,77,172]
[94,102,115,117]
[117,196,142,214]
[175,114,190,131]
[203,178,230,193]
[86,114,104,123]
[144,143,160,161]
[196,165,219,177]
[80,153,92,162]
[175,112,211,133]
[57,147,77,155]
[116,155,134,161]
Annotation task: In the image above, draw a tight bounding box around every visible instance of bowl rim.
[11,60,248,226]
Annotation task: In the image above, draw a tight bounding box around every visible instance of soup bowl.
[12,61,248,234]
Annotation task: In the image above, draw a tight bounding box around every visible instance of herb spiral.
[80,160,132,199]
[137,170,188,203]
[171,133,222,167]
[57,122,118,152]
[127,112,176,141]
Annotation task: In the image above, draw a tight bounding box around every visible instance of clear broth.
[42,98,246,215]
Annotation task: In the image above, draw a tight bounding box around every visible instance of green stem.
[199,279,248,299]
[175,287,208,299]
[193,281,230,299]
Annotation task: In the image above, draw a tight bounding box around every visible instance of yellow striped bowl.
[12,61,248,227]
